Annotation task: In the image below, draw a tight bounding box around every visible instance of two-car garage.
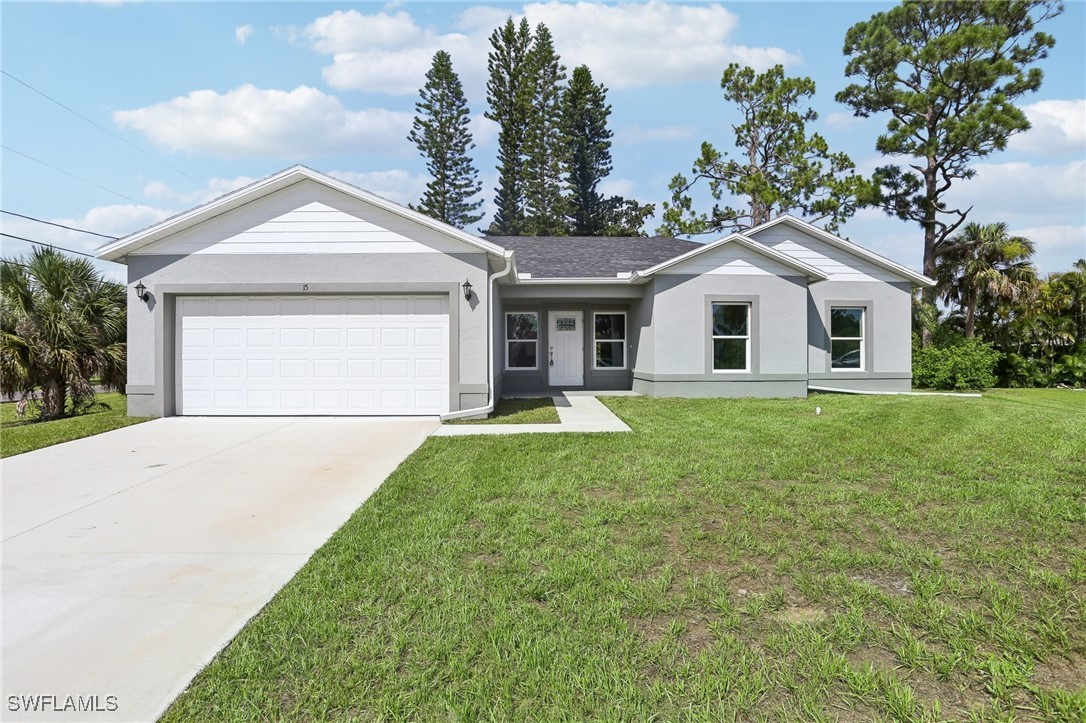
[178,295,450,416]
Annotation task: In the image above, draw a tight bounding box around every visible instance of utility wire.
[1,69,206,189]
[1,232,99,258]
[1,210,119,240]
[1,145,145,205]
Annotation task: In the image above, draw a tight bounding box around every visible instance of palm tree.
[935,222,1038,339]
[1046,259,1086,352]
[0,248,126,420]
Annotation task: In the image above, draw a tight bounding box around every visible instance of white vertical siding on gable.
[750,227,901,282]
[657,241,799,276]
[139,181,468,256]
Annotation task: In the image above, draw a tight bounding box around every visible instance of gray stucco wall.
[633,273,810,398]
[126,251,489,416]
[806,280,913,392]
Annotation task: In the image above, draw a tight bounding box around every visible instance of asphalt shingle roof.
[489,236,702,278]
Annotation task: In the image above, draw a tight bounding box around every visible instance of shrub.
[914,338,1001,390]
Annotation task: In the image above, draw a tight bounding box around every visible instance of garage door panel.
[180,295,448,415]
[380,297,410,315]
[210,298,244,316]
[279,298,309,315]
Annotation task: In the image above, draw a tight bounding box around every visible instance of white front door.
[548,311,584,386]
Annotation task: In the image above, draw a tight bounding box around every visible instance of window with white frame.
[593,312,626,369]
[505,312,538,369]
[830,307,864,370]
[711,303,750,372]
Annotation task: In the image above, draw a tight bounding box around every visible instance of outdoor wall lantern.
[134,280,150,302]
[462,279,473,300]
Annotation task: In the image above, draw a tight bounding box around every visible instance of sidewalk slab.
[432,394,631,436]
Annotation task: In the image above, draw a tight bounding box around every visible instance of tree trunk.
[41,378,66,420]
[920,165,940,348]
[964,297,976,338]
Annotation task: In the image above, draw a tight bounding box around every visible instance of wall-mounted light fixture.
[134,280,150,302]
[462,279,473,300]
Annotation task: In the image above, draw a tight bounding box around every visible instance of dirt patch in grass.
[847,644,900,672]
[583,486,625,502]
[850,573,913,597]
[626,614,716,656]
[1032,654,1086,692]
[773,606,828,625]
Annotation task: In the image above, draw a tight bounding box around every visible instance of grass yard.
[164,389,1085,722]
[0,392,151,457]
[447,396,561,425]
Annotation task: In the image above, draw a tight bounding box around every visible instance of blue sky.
[3,1,1084,283]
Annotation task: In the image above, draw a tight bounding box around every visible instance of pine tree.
[521,24,568,236]
[483,18,533,235]
[562,65,612,236]
[407,51,483,228]
[837,0,1060,343]
[660,64,863,237]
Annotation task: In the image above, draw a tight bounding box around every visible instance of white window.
[711,303,750,372]
[505,312,538,369]
[830,307,865,370]
[593,312,626,369]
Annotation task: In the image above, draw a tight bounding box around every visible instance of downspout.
[439,252,514,421]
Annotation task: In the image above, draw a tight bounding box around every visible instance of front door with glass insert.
[548,311,584,386]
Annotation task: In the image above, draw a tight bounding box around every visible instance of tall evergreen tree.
[562,65,612,236]
[837,0,1061,342]
[484,18,533,236]
[522,24,568,236]
[660,64,863,236]
[407,50,483,228]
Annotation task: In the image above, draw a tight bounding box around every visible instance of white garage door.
[178,295,449,416]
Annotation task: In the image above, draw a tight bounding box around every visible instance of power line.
[1,69,207,189]
[1,145,145,205]
[1,210,118,240]
[1,232,100,259]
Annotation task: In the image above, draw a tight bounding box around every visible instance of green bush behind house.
[913,337,1001,390]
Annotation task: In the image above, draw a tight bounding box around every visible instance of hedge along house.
[96,166,934,419]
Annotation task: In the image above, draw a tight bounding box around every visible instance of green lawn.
[447,396,561,425]
[0,392,151,457]
[164,390,1085,722]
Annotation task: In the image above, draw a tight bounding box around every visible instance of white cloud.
[114,85,413,158]
[1013,224,1086,273]
[951,159,1085,221]
[327,169,429,206]
[824,112,866,131]
[1,204,172,282]
[234,24,255,45]
[615,125,695,145]
[302,2,800,96]
[468,113,498,148]
[520,2,799,89]
[1009,99,1086,155]
[143,176,257,206]
[841,161,1086,275]
[598,178,637,198]
[307,10,422,54]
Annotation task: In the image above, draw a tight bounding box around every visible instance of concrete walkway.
[433,393,631,436]
[2,416,437,723]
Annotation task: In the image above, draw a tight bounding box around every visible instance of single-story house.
[96,166,934,418]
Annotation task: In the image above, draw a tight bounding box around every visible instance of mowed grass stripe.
[163,390,1086,722]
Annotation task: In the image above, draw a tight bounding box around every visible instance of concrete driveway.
[1,416,438,722]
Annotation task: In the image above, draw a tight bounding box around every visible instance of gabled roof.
[491,236,701,279]
[747,215,936,287]
[637,233,828,281]
[95,165,510,263]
